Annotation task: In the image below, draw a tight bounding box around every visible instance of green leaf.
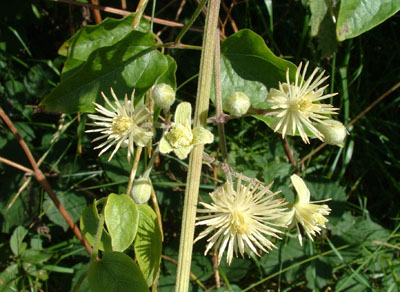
[80,202,113,252]
[10,225,28,256]
[216,29,296,109]
[155,55,177,90]
[305,258,333,289]
[40,30,169,113]
[43,192,87,231]
[58,14,150,61]
[21,249,52,264]
[88,251,149,292]
[0,263,18,292]
[134,205,162,286]
[105,193,139,252]
[337,0,400,41]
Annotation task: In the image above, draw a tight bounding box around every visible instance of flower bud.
[151,83,176,111]
[315,120,347,147]
[131,177,152,204]
[224,92,251,117]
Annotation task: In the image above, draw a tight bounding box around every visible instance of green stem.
[143,146,159,179]
[89,205,106,264]
[174,0,208,45]
[213,29,229,164]
[132,0,149,29]
[175,1,221,291]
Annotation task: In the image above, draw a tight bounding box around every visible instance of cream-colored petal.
[290,174,310,204]
[192,127,214,145]
[174,102,192,126]
[130,127,153,147]
[173,145,193,159]
[159,136,173,154]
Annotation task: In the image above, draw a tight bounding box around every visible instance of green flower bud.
[151,83,176,110]
[131,177,152,204]
[224,92,251,117]
[315,120,348,147]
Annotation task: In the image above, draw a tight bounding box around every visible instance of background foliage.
[1,0,399,291]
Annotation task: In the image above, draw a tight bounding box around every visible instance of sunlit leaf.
[134,205,162,286]
[104,193,139,252]
[80,202,113,252]
[88,251,149,292]
[337,0,400,41]
[40,31,169,113]
[215,29,296,109]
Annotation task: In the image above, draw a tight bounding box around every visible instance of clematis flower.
[86,88,153,161]
[159,102,213,159]
[266,62,339,143]
[284,174,331,246]
[195,176,287,265]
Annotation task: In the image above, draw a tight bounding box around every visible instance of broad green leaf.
[40,31,169,113]
[219,257,251,282]
[21,249,52,264]
[43,192,86,231]
[88,251,149,292]
[216,29,296,109]
[58,14,149,60]
[80,202,112,252]
[105,193,139,252]
[156,55,177,90]
[23,262,48,280]
[260,237,306,281]
[134,205,162,286]
[305,258,333,289]
[309,0,339,57]
[337,0,400,41]
[59,15,150,81]
[309,0,328,36]
[0,263,18,292]
[10,225,28,256]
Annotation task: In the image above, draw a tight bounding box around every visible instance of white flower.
[266,62,339,143]
[86,88,153,161]
[159,102,213,159]
[284,174,331,246]
[195,176,287,265]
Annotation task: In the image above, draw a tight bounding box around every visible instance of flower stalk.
[175,0,221,291]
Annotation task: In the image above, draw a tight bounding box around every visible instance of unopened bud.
[315,120,347,147]
[151,83,175,110]
[224,92,251,117]
[131,177,152,204]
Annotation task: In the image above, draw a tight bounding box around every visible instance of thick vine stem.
[175,1,221,291]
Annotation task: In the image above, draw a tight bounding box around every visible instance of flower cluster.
[160,102,213,159]
[283,174,331,245]
[266,62,343,144]
[195,177,287,265]
[86,88,153,161]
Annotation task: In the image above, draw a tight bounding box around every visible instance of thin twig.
[151,185,163,241]
[0,156,34,174]
[0,106,92,254]
[299,81,400,165]
[90,0,102,24]
[52,0,203,31]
